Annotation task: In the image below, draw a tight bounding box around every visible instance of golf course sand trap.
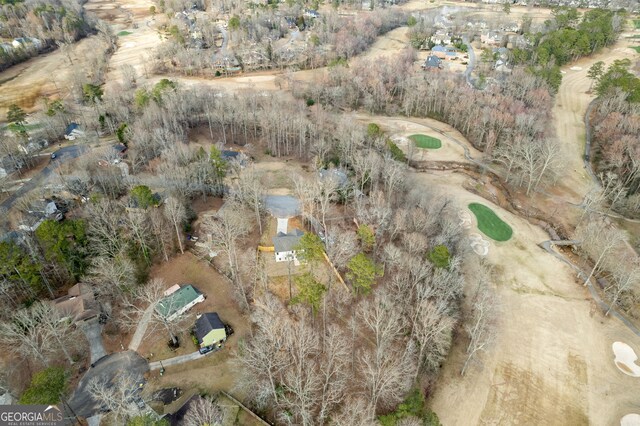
[458,210,472,230]
[469,233,489,256]
[612,342,640,377]
[621,414,640,426]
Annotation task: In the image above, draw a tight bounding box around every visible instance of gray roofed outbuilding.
[194,312,225,342]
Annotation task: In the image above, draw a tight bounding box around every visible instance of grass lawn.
[409,134,442,149]
[468,203,513,242]
[117,30,133,36]
[634,20,640,29]
[632,46,640,53]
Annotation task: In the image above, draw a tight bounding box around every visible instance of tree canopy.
[292,272,327,315]
[19,367,67,405]
[346,252,383,295]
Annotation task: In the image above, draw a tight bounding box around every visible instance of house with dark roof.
[422,55,442,69]
[64,123,84,140]
[272,229,304,262]
[194,312,227,348]
[157,284,205,321]
[51,283,100,323]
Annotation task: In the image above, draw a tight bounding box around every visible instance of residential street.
[68,351,149,419]
[0,144,86,210]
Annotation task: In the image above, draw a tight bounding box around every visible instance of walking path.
[128,304,154,351]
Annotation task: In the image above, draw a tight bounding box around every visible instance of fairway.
[468,203,513,242]
[409,134,442,149]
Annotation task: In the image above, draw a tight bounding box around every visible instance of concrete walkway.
[149,351,202,370]
[128,304,154,351]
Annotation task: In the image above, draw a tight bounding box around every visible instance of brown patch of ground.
[137,252,250,363]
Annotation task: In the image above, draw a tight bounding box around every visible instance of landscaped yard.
[468,203,513,242]
[409,134,442,149]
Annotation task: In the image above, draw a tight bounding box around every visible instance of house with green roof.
[156,284,205,321]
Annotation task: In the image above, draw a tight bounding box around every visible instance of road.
[462,37,476,88]
[67,351,149,419]
[0,144,86,210]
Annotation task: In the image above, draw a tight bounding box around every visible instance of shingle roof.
[194,312,225,343]
[272,229,304,253]
[156,285,202,318]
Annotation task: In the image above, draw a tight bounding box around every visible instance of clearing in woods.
[468,203,513,242]
[409,134,442,149]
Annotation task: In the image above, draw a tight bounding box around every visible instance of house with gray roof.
[273,229,304,262]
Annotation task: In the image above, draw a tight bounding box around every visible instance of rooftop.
[273,229,304,253]
[156,284,203,318]
[194,312,225,343]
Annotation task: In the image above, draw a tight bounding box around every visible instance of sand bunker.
[621,414,640,426]
[469,232,489,256]
[612,342,640,377]
[123,42,136,48]
[458,210,472,230]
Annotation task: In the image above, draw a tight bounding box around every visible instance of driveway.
[79,318,107,364]
[149,351,202,370]
[0,144,86,210]
[67,351,149,419]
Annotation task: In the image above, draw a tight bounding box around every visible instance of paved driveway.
[68,351,149,419]
[79,318,107,364]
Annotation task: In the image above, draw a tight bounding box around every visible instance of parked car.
[199,345,218,355]
[50,152,57,159]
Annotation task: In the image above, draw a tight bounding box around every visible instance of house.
[18,200,64,231]
[318,168,348,188]
[304,9,320,18]
[51,283,100,323]
[273,229,304,262]
[481,31,503,46]
[12,37,27,48]
[431,45,449,59]
[431,31,451,46]
[64,123,84,140]
[0,42,13,52]
[422,55,442,69]
[157,284,205,321]
[194,312,227,349]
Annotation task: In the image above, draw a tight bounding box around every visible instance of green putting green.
[117,30,133,36]
[409,134,442,149]
[468,203,513,242]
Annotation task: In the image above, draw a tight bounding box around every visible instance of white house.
[273,229,304,263]
[157,284,205,321]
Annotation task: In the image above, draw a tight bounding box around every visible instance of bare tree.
[87,372,143,424]
[233,168,266,234]
[85,254,136,303]
[183,396,224,426]
[606,255,640,316]
[31,302,82,365]
[461,265,497,376]
[120,278,193,346]
[0,307,52,365]
[164,197,186,255]
[201,201,250,301]
[576,219,627,287]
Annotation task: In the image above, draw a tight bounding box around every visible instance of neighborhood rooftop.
[156,284,203,318]
[272,229,304,253]
[194,312,225,343]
